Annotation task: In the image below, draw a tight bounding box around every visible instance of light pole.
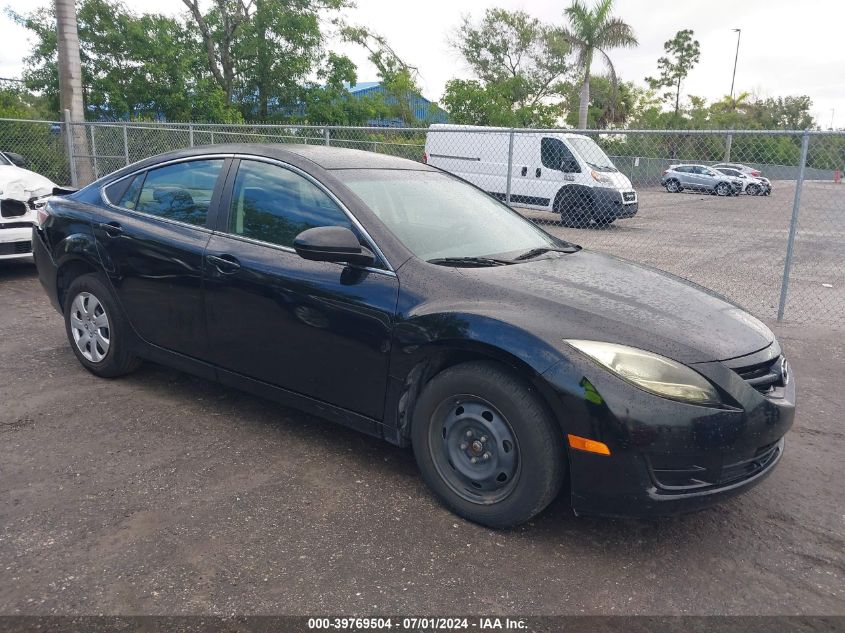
[730,28,741,107]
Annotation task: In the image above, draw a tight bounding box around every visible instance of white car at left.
[0,151,57,261]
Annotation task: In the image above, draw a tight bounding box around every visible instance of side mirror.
[293,226,375,267]
[3,151,26,168]
[0,199,28,218]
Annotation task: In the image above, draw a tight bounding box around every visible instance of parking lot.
[518,181,845,326]
[1,229,844,614]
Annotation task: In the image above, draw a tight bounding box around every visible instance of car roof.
[116,143,434,175]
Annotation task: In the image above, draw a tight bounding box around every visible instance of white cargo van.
[424,125,638,227]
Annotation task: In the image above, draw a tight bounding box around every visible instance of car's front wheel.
[411,361,566,528]
[746,183,760,196]
[64,273,141,378]
[715,182,731,196]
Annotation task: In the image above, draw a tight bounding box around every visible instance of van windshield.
[567,137,617,172]
[336,169,569,263]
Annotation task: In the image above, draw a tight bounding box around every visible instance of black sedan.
[32,145,795,528]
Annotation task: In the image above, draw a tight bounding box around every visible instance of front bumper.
[592,188,639,222]
[0,223,34,259]
[541,343,795,518]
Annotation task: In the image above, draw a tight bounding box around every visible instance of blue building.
[348,82,448,127]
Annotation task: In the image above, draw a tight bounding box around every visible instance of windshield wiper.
[427,256,512,267]
[511,246,581,261]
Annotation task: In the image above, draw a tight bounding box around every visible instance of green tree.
[183,0,349,119]
[341,26,425,125]
[563,75,635,128]
[447,8,571,126]
[561,0,637,129]
[646,29,701,118]
[11,0,241,121]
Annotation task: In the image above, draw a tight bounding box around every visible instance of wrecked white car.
[0,152,57,261]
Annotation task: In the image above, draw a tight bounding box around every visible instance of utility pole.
[55,0,94,184]
[729,28,741,108]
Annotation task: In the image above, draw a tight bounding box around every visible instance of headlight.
[590,170,613,185]
[565,340,721,405]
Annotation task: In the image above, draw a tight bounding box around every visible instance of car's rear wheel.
[715,182,731,196]
[746,183,760,196]
[64,273,141,377]
[411,361,566,528]
[665,179,681,193]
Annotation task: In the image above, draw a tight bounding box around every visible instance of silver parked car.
[661,164,740,196]
[714,166,771,196]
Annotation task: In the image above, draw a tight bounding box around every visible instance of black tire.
[64,273,142,378]
[556,189,592,228]
[746,183,760,196]
[715,182,731,196]
[411,361,566,528]
[665,179,682,193]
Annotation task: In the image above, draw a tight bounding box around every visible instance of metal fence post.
[324,127,330,146]
[189,123,194,147]
[123,124,130,166]
[64,109,78,187]
[89,125,98,178]
[777,129,810,322]
[505,129,515,205]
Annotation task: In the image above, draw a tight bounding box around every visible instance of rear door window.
[135,159,224,226]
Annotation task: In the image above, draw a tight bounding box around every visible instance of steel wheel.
[428,396,520,505]
[69,291,111,363]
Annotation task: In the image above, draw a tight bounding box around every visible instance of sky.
[1,0,843,128]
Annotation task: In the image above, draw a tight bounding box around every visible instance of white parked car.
[424,125,638,227]
[714,166,771,196]
[713,162,772,196]
[0,152,57,261]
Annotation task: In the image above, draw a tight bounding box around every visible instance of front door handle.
[535,167,541,178]
[97,221,123,237]
[520,166,527,177]
[206,254,241,273]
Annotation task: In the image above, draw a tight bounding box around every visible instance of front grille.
[648,440,783,492]
[622,191,636,202]
[0,241,32,256]
[0,222,33,229]
[719,441,780,486]
[733,356,785,395]
[0,203,27,218]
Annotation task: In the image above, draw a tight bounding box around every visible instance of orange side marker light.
[567,434,611,456]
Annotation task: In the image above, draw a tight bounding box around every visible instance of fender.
[382,306,578,444]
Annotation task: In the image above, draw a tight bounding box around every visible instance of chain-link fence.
[2,117,843,327]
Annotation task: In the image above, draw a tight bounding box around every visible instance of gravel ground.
[517,181,845,327]
[0,260,843,616]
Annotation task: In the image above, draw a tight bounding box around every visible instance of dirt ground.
[0,259,843,616]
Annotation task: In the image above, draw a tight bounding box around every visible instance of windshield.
[336,170,564,262]
[0,153,11,166]
[566,137,617,171]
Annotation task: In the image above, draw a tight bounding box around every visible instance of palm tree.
[562,0,637,129]
[55,0,94,184]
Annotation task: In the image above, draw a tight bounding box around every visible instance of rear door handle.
[97,221,123,237]
[520,166,527,177]
[535,168,541,178]
[206,254,241,273]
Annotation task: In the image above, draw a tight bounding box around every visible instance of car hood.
[0,165,56,201]
[466,250,774,364]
